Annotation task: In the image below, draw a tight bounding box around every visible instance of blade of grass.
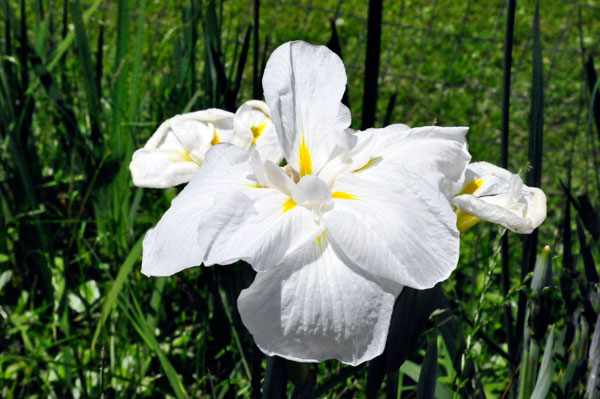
[517,0,544,358]
[46,0,104,70]
[327,18,350,108]
[262,356,288,399]
[125,291,189,399]
[585,55,600,142]
[499,0,516,357]
[70,0,102,145]
[531,326,555,399]
[417,332,438,399]
[361,0,383,129]
[91,235,143,350]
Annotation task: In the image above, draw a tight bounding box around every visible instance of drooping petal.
[322,171,460,290]
[232,100,283,163]
[142,144,322,275]
[141,144,256,276]
[263,41,351,176]
[453,162,547,234]
[351,125,471,199]
[453,186,546,234]
[237,235,402,366]
[204,188,323,272]
[130,109,234,188]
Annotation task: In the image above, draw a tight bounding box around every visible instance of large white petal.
[238,235,402,366]
[322,171,460,289]
[353,125,471,200]
[130,109,234,188]
[141,144,256,276]
[142,144,322,275]
[263,41,350,176]
[204,189,323,271]
[233,100,283,164]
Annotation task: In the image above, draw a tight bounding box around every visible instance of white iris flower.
[452,162,547,234]
[141,41,472,365]
[129,100,281,188]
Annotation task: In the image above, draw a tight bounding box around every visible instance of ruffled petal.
[322,171,460,289]
[233,100,283,164]
[130,109,234,188]
[263,41,350,176]
[142,144,322,275]
[204,188,323,271]
[453,186,546,234]
[352,125,471,199]
[141,144,256,276]
[237,235,402,366]
[453,162,547,234]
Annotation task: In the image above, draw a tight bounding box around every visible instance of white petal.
[354,125,471,199]
[263,41,350,176]
[233,100,283,163]
[238,236,402,366]
[141,144,257,276]
[204,189,323,271]
[130,148,200,188]
[454,162,547,233]
[322,172,460,289]
[130,109,234,188]
[453,186,547,234]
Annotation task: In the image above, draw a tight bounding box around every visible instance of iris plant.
[132,41,547,365]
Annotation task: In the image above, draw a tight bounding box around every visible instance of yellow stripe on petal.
[299,135,312,176]
[332,191,359,200]
[282,198,297,213]
[315,231,326,252]
[456,210,482,233]
[459,178,484,195]
[251,120,268,144]
[181,151,195,163]
[211,134,220,145]
[354,156,382,173]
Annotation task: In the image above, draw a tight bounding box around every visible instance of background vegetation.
[1,0,600,397]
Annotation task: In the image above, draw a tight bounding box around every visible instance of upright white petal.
[452,162,547,234]
[323,171,459,290]
[238,235,402,366]
[233,100,283,164]
[263,41,350,176]
[130,109,234,188]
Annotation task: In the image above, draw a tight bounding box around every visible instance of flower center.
[291,175,332,220]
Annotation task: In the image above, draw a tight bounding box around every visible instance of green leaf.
[531,326,555,399]
[400,361,451,399]
[262,356,288,399]
[91,235,143,349]
[417,333,438,399]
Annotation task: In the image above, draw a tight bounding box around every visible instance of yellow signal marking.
[332,191,359,200]
[354,156,382,172]
[456,210,482,233]
[282,198,297,213]
[210,134,220,145]
[316,231,326,251]
[251,120,268,144]
[298,135,312,176]
[181,150,195,163]
[458,178,484,196]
